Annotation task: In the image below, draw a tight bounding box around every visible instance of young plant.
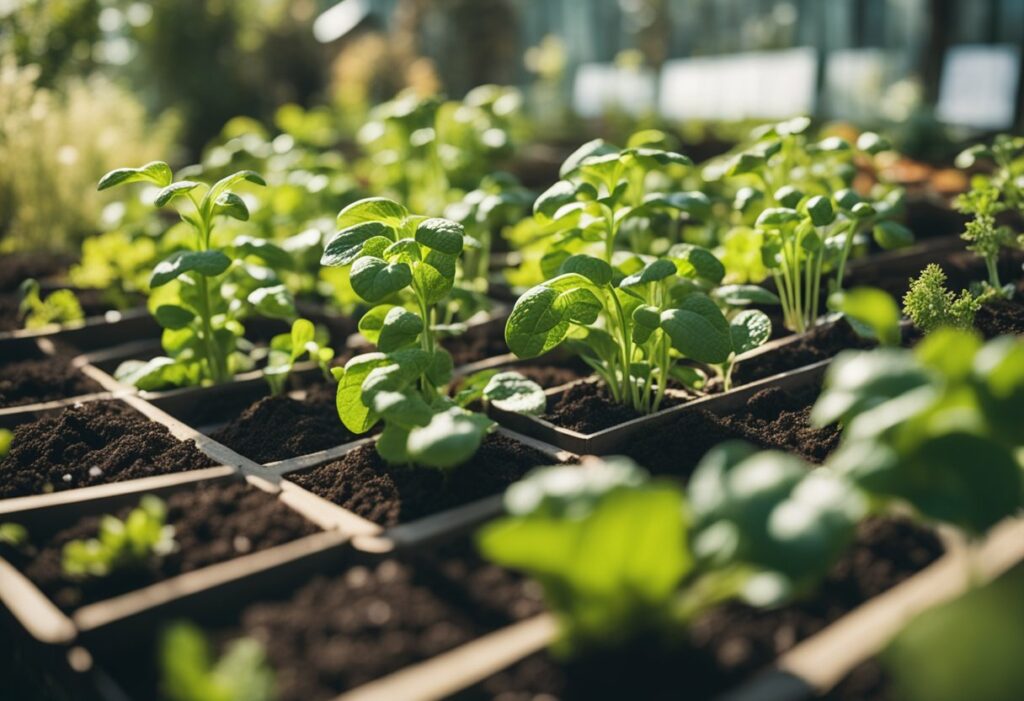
[506,138,774,411]
[321,197,542,467]
[263,318,333,396]
[829,286,902,347]
[62,495,175,579]
[902,264,980,333]
[98,162,296,389]
[18,279,84,329]
[160,621,274,701]
[812,330,1024,536]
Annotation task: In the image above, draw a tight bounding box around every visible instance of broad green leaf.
[357,304,395,345]
[371,390,433,428]
[415,218,464,255]
[755,208,801,228]
[632,304,660,344]
[712,284,780,306]
[829,288,901,347]
[505,276,603,358]
[97,161,172,190]
[560,139,618,178]
[774,186,804,208]
[154,181,200,207]
[412,253,456,305]
[336,197,408,229]
[150,250,230,288]
[406,407,494,468]
[730,309,772,355]
[350,256,412,302]
[560,254,613,286]
[534,180,578,219]
[214,192,250,221]
[232,236,292,269]
[247,284,295,319]
[376,423,412,464]
[322,222,396,267]
[660,293,732,364]
[425,348,454,386]
[336,353,391,432]
[666,243,726,283]
[620,258,676,288]
[483,372,546,415]
[154,304,194,330]
[377,307,424,352]
[873,221,914,250]
[804,195,835,227]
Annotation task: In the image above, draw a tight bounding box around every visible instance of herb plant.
[263,318,333,396]
[62,495,176,579]
[322,197,543,467]
[505,138,775,410]
[160,622,274,701]
[18,279,84,329]
[902,264,980,333]
[812,330,1024,535]
[98,161,297,390]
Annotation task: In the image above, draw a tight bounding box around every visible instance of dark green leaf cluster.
[62,495,176,579]
[813,330,1024,535]
[160,622,274,701]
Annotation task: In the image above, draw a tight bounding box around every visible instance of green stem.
[834,221,858,293]
[985,255,1001,291]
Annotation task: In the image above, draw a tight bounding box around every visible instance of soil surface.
[0,346,102,407]
[441,321,511,367]
[623,384,838,479]
[0,401,215,498]
[732,319,873,386]
[21,482,318,611]
[288,432,559,526]
[975,286,1024,337]
[0,252,74,292]
[210,382,363,464]
[542,381,686,434]
[823,659,890,700]
[451,517,942,701]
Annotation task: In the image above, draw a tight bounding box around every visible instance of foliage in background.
[62,495,175,578]
[0,57,177,252]
[160,622,274,701]
[18,278,84,329]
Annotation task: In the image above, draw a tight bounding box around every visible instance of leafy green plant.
[160,621,274,701]
[0,428,12,459]
[321,197,542,467]
[505,138,775,410]
[18,279,84,330]
[478,457,733,655]
[902,264,980,333]
[829,286,902,346]
[62,495,176,579]
[0,522,28,549]
[98,161,297,389]
[812,330,1024,535]
[263,318,334,395]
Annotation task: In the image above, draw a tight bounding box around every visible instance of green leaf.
[712,284,780,306]
[534,180,578,219]
[804,195,835,227]
[406,407,494,468]
[505,275,603,358]
[412,253,456,305]
[214,192,250,221]
[415,218,464,255]
[97,161,172,190]
[350,256,412,302]
[660,293,732,364]
[624,147,693,168]
[425,348,454,386]
[377,307,424,352]
[560,138,618,178]
[483,372,546,415]
[357,304,395,345]
[370,390,434,428]
[150,250,230,288]
[154,304,195,330]
[755,208,801,228]
[154,181,201,207]
[560,254,613,286]
[873,221,914,250]
[336,197,408,230]
[856,132,890,154]
[207,170,265,204]
[666,243,725,283]
[336,354,392,433]
[829,287,901,347]
[620,258,676,287]
[232,236,292,269]
[730,309,772,355]
[632,304,661,344]
[247,284,295,319]
[774,186,804,208]
[322,222,396,267]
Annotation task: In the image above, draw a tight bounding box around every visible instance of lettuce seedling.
[902,264,980,333]
[98,162,296,389]
[160,621,274,701]
[813,330,1024,535]
[478,457,736,656]
[506,138,775,409]
[18,279,84,330]
[263,318,333,395]
[322,197,543,468]
[62,495,175,578]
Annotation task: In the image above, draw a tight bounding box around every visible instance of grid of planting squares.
[2,124,1024,701]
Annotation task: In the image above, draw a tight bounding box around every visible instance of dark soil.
[0,252,73,292]
[0,401,215,499]
[441,321,511,367]
[288,432,559,526]
[102,556,530,701]
[975,289,1024,337]
[0,346,102,407]
[210,382,363,464]
[451,517,942,701]
[623,384,838,479]
[21,482,318,611]
[510,356,592,389]
[543,381,686,434]
[823,659,890,701]
[732,319,873,386]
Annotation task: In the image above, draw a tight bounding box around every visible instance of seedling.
[322,197,543,468]
[263,318,333,395]
[98,162,296,389]
[160,621,274,701]
[62,495,176,578]
[829,286,902,346]
[902,264,980,333]
[813,330,1024,536]
[18,279,84,330]
[0,522,28,549]
[506,137,775,410]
